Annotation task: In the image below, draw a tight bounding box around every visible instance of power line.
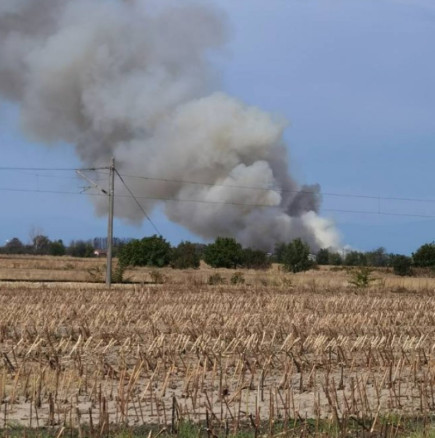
[0,187,103,196]
[323,208,435,220]
[13,172,107,183]
[118,173,277,193]
[129,194,435,219]
[117,172,435,205]
[130,194,283,208]
[0,166,108,171]
[114,170,161,235]
[2,167,435,205]
[1,186,435,220]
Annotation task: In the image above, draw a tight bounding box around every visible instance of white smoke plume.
[0,0,340,251]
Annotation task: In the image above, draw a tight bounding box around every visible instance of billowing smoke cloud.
[0,0,340,251]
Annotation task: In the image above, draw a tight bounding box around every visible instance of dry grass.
[2,254,435,292]
[0,255,106,282]
[0,258,435,432]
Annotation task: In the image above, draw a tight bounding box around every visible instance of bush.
[86,265,105,283]
[348,267,375,288]
[208,273,225,285]
[118,235,171,267]
[241,248,271,269]
[412,243,435,268]
[281,238,314,273]
[392,255,412,276]
[170,241,200,269]
[230,272,245,285]
[149,270,166,284]
[112,264,129,283]
[204,237,243,269]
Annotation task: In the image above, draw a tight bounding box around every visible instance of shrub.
[149,270,166,284]
[86,265,105,283]
[392,255,412,276]
[208,273,225,285]
[230,272,245,285]
[348,267,375,288]
[112,264,129,283]
[281,238,314,273]
[170,241,200,269]
[204,237,243,269]
[280,276,293,288]
[118,235,171,267]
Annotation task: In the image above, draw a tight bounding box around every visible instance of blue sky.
[1,0,434,254]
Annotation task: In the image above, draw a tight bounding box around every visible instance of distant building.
[93,249,107,257]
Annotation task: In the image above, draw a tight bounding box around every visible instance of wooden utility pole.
[106,157,115,287]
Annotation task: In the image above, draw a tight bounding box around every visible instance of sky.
[1,0,434,254]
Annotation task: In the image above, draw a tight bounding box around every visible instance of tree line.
[312,246,429,276]
[3,233,435,276]
[117,236,271,270]
[0,236,131,257]
[118,236,435,276]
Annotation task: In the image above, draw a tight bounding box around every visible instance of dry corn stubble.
[0,270,435,432]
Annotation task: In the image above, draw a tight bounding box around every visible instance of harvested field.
[1,273,435,433]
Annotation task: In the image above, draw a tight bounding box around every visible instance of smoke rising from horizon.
[0,0,340,251]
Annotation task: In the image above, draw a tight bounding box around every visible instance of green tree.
[412,242,435,268]
[392,255,412,276]
[204,237,243,269]
[67,240,94,257]
[274,242,287,263]
[32,235,51,255]
[281,238,313,273]
[49,240,66,256]
[329,252,343,266]
[344,250,367,266]
[193,243,207,260]
[118,235,171,267]
[241,248,271,269]
[170,241,200,269]
[348,266,376,288]
[316,248,330,265]
[4,237,24,254]
[366,247,389,267]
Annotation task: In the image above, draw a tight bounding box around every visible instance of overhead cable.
[114,169,161,235]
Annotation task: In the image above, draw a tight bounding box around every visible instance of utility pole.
[106,157,115,287]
